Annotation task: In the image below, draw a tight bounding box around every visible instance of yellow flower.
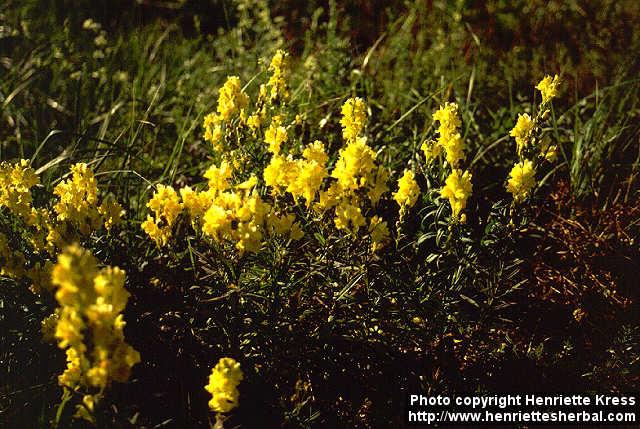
[536,74,560,104]
[246,112,263,132]
[98,199,124,230]
[340,98,367,143]
[205,357,243,413]
[200,187,269,254]
[509,113,534,155]
[264,155,297,195]
[331,137,376,192]
[53,163,101,234]
[264,115,288,154]
[267,50,289,102]
[302,140,329,166]
[440,169,473,219]
[315,182,341,212]
[0,159,39,222]
[143,185,182,246]
[441,132,464,167]
[369,216,390,252]
[393,170,420,209]
[51,244,139,393]
[421,139,441,163]
[204,161,233,193]
[147,185,181,226]
[216,76,249,122]
[334,199,366,234]
[367,166,389,206]
[539,137,558,162]
[432,102,465,167]
[506,160,536,203]
[180,186,212,220]
[433,102,461,137]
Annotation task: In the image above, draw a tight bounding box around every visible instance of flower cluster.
[536,74,561,104]
[141,185,182,247]
[203,76,250,152]
[205,357,243,414]
[506,160,536,203]
[510,113,534,155]
[53,163,123,236]
[0,160,122,292]
[149,90,393,253]
[317,98,389,242]
[441,169,473,219]
[506,75,561,203]
[52,244,140,420]
[266,49,289,102]
[422,102,465,166]
[422,102,473,221]
[393,170,420,209]
[0,159,40,223]
[264,139,329,208]
[143,162,304,254]
[340,97,367,144]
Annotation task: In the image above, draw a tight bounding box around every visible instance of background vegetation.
[1,0,639,427]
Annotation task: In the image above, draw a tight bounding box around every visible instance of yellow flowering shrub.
[205,357,243,414]
[151,76,392,256]
[0,161,122,293]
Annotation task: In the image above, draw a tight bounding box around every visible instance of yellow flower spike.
[267,50,289,102]
[539,137,558,162]
[141,184,182,247]
[204,161,233,193]
[393,170,420,209]
[506,160,536,203]
[334,199,366,234]
[421,139,442,163]
[51,244,139,395]
[440,169,473,219]
[432,102,465,167]
[331,136,376,192]
[367,166,389,206]
[98,199,124,230]
[509,113,534,155]
[216,76,249,122]
[264,115,288,154]
[205,358,243,414]
[340,98,367,144]
[536,74,561,104]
